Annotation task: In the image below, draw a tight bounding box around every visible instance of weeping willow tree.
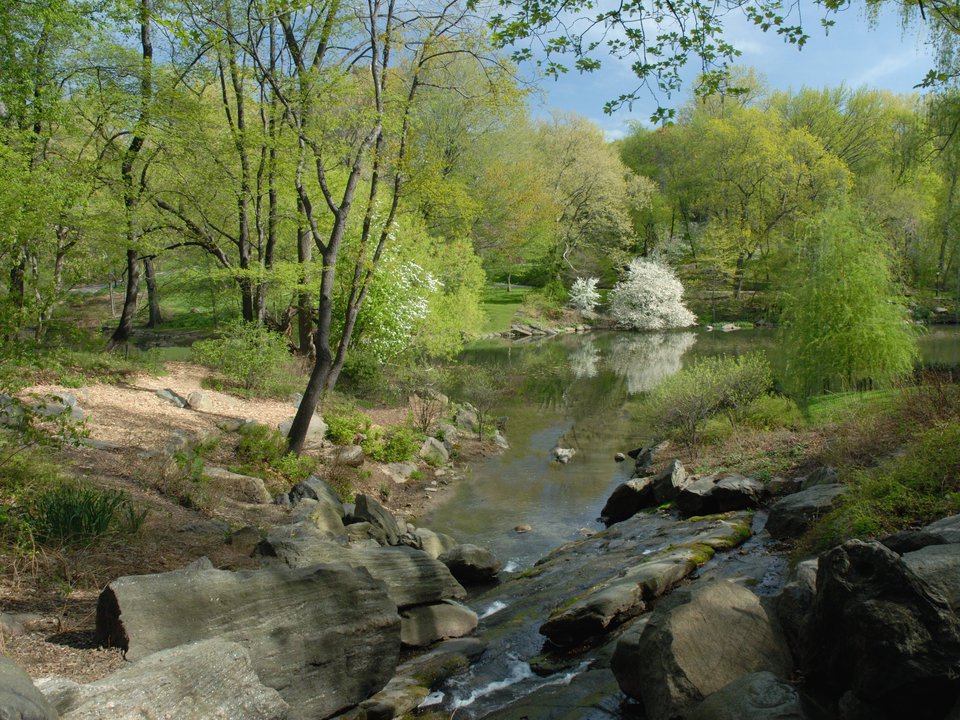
[781,204,919,400]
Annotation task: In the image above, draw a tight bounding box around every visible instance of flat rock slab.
[686,672,811,720]
[600,478,655,525]
[0,655,58,720]
[289,476,344,515]
[260,533,466,608]
[354,494,401,546]
[903,543,960,610]
[676,474,765,516]
[203,466,271,504]
[765,484,848,540]
[613,579,793,720]
[95,563,400,719]
[439,544,502,585]
[37,639,288,720]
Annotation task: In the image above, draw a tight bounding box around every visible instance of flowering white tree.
[609,258,696,330]
[568,277,601,312]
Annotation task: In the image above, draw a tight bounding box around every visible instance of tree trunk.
[937,163,958,297]
[110,249,140,347]
[296,211,313,357]
[144,255,161,327]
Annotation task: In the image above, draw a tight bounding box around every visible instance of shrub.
[193,321,298,397]
[362,425,423,463]
[568,277,600,312]
[646,353,772,450]
[736,394,806,431]
[395,366,450,433]
[28,482,147,546]
[325,403,372,445]
[609,257,696,330]
[235,424,316,487]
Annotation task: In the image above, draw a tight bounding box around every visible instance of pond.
[420,326,960,570]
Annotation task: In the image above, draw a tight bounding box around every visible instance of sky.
[521,3,937,139]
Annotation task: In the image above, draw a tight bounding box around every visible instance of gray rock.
[228,526,262,556]
[346,522,388,546]
[409,527,459,559]
[652,459,689,505]
[676,474,765,516]
[493,430,509,449]
[903,543,960,611]
[437,423,460,450]
[800,465,839,490]
[765,484,848,540]
[354,494,401,546]
[419,437,449,466]
[155,388,187,408]
[289,476,344,516]
[94,563,400,719]
[630,445,657,476]
[258,532,466,608]
[334,445,365,467]
[0,394,25,427]
[600,478,655,525]
[202,466,271,504]
[776,558,819,654]
[767,476,803,495]
[614,452,626,462]
[384,462,417,484]
[438,544,502,585]
[186,390,214,412]
[400,601,479,647]
[454,407,478,433]
[881,530,947,554]
[804,540,960,718]
[306,502,348,537]
[278,414,327,448]
[612,579,793,720]
[553,447,576,464]
[923,513,960,544]
[0,655,58,720]
[686,672,810,720]
[38,639,289,720]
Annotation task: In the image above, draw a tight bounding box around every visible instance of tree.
[781,204,919,400]
[608,257,696,330]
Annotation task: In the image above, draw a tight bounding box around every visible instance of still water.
[420,327,960,569]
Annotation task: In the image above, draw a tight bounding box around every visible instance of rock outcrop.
[438,544,502,585]
[0,655,59,720]
[674,474,765,516]
[600,478,654,525]
[765,484,848,540]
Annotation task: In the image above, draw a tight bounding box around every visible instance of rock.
[334,445,365,467]
[227,525,262,556]
[720,323,739,332]
[95,562,399,719]
[419,437,449,466]
[438,544,503,584]
[454,407,478,433]
[38,639,289,720]
[776,558,818,654]
[881,530,947,554]
[493,430,509,449]
[612,579,793,720]
[923,513,960,544]
[186,390,214,412]
[409,527,459,559]
[804,540,960,718]
[652,459,689,505]
[631,445,658,476]
[800,465,839,490]
[614,452,626,462]
[354,494,401,546]
[0,655,58,720]
[307,502,348,537]
[765,484,848,540]
[278,414,327,448]
[400,601,479,647]
[686,672,810,720]
[202,466,272,504]
[437,423,460,449]
[155,388,187,408]
[346,522,388,546]
[384,462,417,484]
[902,543,960,611]
[675,474,765,516]
[0,393,24,427]
[600,478,655,526]
[553,447,576,464]
[288,476,344,516]
[514,524,532,534]
[259,533,466,608]
[767,476,803,495]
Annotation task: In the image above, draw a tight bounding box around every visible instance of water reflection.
[606,332,698,394]
[568,340,599,379]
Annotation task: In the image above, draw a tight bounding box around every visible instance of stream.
[415,326,960,719]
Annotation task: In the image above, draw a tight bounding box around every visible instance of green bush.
[645,353,773,450]
[362,425,423,463]
[808,421,960,551]
[28,482,147,546]
[234,424,315,486]
[325,403,372,445]
[193,321,299,397]
[736,394,806,431]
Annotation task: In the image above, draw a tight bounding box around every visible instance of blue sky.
[523,4,936,139]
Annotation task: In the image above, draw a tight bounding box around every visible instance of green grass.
[480,285,532,333]
[805,389,901,425]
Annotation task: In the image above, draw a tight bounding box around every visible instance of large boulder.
[334,445,365,468]
[419,437,449,466]
[600,478,655,526]
[923,513,960,544]
[37,639,288,720]
[278,414,327,448]
[776,558,819,654]
[765,484,848,540]
[438,544,502,585]
[202,466,272,504]
[800,465,839,490]
[612,579,793,720]
[686,672,811,720]
[400,601,479,647]
[353,494,401,546]
[186,390,214,412]
[902,543,960,610]
[0,655,59,720]
[94,562,400,719]
[258,532,466,608]
[288,476,344,515]
[675,474,765,516]
[804,540,960,718]
[652,459,690,505]
[408,527,459,559]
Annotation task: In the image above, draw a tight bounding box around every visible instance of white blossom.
[608,258,696,330]
[568,276,600,312]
